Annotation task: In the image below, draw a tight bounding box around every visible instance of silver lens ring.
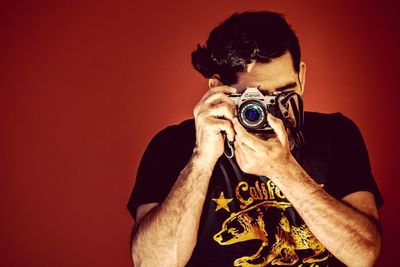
[238,100,266,129]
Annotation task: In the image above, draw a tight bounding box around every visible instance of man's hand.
[233,113,292,177]
[193,86,237,166]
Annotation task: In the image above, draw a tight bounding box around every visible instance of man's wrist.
[191,148,218,174]
[264,154,299,182]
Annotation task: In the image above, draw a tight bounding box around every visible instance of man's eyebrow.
[258,82,297,93]
[274,82,297,92]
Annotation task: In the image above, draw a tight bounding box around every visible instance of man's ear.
[298,62,306,94]
[208,75,223,88]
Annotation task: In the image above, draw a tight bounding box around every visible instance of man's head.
[192,11,306,146]
[191,11,303,89]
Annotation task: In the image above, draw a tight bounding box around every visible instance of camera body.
[228,87,301,132]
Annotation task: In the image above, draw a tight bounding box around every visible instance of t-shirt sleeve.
[326,113,383,208]
[126,124,194,220]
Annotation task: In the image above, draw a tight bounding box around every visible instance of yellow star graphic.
[212,192,233,212]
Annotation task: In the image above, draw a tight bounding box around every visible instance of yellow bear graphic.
[213,201,330,266]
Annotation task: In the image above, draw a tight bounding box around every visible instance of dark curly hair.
[191,11,301,85]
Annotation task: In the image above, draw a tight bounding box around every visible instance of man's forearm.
[131,151,215,267]
[269,157,381,267]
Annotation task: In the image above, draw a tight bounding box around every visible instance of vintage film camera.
[228,87,304,133]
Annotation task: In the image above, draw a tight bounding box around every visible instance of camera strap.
[224,139,235,159]
[277,91,305,148]
[277,91,304,130]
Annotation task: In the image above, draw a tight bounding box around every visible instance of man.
[127,11,383,267]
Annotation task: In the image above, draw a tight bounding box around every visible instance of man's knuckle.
[209,87,220,94]
[197,112,208,122]
[216,119,225,127]
[216,92,226,98]
[193,105,200,116]
[223,119,232,127]
[221,102,231,109]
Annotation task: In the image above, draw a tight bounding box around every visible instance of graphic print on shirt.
[212,179,331,267]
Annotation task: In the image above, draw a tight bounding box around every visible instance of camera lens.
[238,100,266,130]
[245,107,260,122]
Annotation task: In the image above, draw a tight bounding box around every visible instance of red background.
[1,1,399,266]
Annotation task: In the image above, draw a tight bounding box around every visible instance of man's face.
[231,52,305,97]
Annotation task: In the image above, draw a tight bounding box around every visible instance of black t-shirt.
[127,112,383,267]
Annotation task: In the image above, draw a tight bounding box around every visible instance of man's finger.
[232,118,259,151]
[235,136,255,154]
[209,117,235,142]
[204,92,236,108]
[234,139,246,160]
[267,113,288,148]
[206,103,235,120]
[200,86,237,102]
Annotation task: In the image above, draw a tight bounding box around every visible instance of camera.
[228,87,303,133]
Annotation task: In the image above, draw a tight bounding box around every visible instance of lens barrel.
[238,100,267,130]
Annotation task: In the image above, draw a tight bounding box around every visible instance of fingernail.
[230,87,237,92]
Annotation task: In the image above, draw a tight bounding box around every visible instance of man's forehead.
[232,52,297,91]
